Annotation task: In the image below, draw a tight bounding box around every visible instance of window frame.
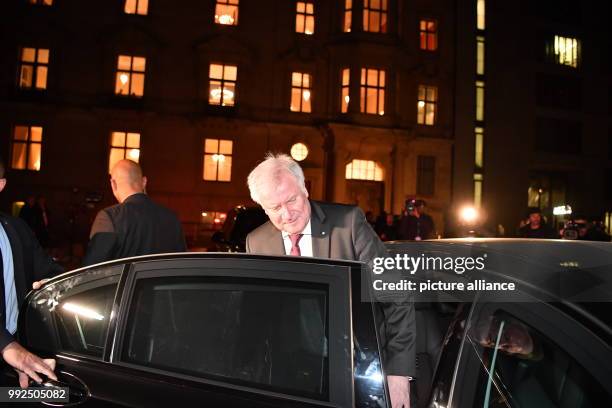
[112,257,356,406]
[419,18,438,51]
[295,1,315,35]
[124,0,149,15]
[363,0,388,33]
[18,47,49,90]
[290,72,313,113]
[10,125,43,171]
[109,131,142,173]
[451,300,612,407]
[208,63,238,107]
[114,55,146,98]
[359,67,386,116]
[203,138,233,182]
[417,84,438,126]
[214,0,239,26]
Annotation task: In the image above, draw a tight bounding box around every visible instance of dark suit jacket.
[246,200,416,377]
[83,193,186,266]
[1,213,63,351]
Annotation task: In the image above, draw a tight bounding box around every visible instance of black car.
[3,239,612,407]
[211,205,269,252]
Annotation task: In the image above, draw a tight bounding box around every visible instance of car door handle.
[39,371,89,407]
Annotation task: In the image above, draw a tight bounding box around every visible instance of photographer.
[399,199,435,240]
[518,207,556,239]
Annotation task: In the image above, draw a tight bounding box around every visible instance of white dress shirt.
[281,220,313,257]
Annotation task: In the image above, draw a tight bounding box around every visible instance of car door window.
[467,310,611,407]
[24,265,123,358]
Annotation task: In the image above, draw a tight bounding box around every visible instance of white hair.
[247,153,307,204]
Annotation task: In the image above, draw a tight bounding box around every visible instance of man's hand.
[1,342,57,388]
[388,375,410,408]
[32,279,50,290]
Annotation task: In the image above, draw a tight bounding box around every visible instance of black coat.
[0,213,63,351]
[83,193,186,266]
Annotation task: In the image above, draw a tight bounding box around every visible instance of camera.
[562,220,587,240]
[406,199,424,212]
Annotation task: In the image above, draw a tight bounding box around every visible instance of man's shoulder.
[248,220,277,239]
[1,212,28,231]
[312,201,360,216]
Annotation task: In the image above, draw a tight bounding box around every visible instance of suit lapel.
[0,215,26,304]
[310,201,330,258]
[262,223,286,255]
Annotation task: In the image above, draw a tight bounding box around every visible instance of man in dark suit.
[246,153,415,408]
[0,157,61,387]
[83,159,186,266]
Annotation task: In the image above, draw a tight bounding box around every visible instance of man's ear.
[0,178,6,193]
[142,176,148,193]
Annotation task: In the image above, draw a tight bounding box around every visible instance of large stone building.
[1,0,454,247]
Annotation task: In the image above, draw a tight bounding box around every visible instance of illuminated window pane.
[290,142,308,161]
[419,19,438,51]
[203,138,233,181]
[360,68,385,115]
[29,0,53,5]
[345,159,383,181]
[363,0,387,33]
[18,47,49,90]
[11,125,43,171]
[344,0,352,32]
[109,131,141,173]
[476,81,485,121]
[115,55,146,97]
[341,68,350,113]
[215,0,239,26]
[417,85,437,125]
[208,64,237,106]
[477,0,485,30]
[290,72,312,113]
[553,36,580,68]
[476,36,485,75]
[475,127,484,168]
[474,174,483,208]
[296,2,315,34]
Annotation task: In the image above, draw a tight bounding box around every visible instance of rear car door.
[18,254,387,407]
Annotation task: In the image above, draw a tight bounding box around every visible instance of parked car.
[2,239,611,407]
[211,205,268,252]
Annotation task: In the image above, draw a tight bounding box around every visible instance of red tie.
[289,233,302,256]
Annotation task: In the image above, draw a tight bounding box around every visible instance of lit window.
[109,132,141,173]
[417,85,437,125]
[419,19,437,51]
[346,159,383,181]
[474,173,483,208]
[363,0,387,33]
[11,126,42,171]
[290,72,312,113]
[215,0,239,26]
[343,0,352,32]
[477,0,485,30]
[476,80,485,121]
[290,143,308,161]
[204,139,233,181]
[28,0,53,5]
[475,127,484,168]
[19,47,49,90]
[296,2,314,35]
[360,68,385,115]
[209,64,237,106]
[201,211,227,228]
[341,68,350,113]
[124,0,148,15]
[476,36,485,75]
[553,36,579,68]
[115,55,146,97]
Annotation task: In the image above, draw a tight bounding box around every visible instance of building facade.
[1,0,455,247]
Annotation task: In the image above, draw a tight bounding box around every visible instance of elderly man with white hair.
[246,153,415,408]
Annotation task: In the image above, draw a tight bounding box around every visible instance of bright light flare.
[459,206,479,224]
[62,302,104,320]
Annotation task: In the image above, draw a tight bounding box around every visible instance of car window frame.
[20,262,129,362]
[111,255,357,407]
[451,298,612,407]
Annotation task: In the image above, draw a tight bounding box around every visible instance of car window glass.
[122,276,329,400]
[467,310,611,407]
[25,265,122,359]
